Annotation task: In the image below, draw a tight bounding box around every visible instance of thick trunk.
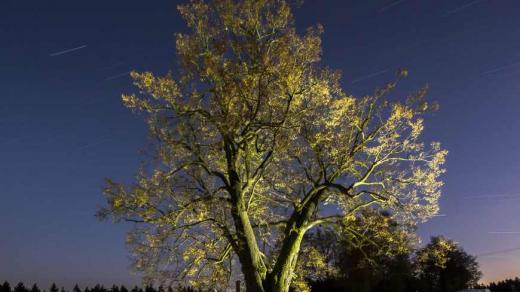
[264,197,320,292]
[228,175,267,290]
[223,141,321,292]
[224,140,267,291]
[229,193,267,291]
[264,230,304,292]
[232,206,267,292]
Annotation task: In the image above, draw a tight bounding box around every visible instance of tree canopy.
[98,0,447,291]
[415,236,482,292]
[305,210,417,292]
[305,225,482,292]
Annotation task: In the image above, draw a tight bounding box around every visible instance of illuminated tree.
[98,0,447,291]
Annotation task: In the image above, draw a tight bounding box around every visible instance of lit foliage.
[338,210,418,266]
[98,0,447,291]
[416,236,457,270]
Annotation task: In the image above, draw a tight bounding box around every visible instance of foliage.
[0,283,203,292]
[485,277,520,291]
[0,282,11,292]
[13,283,27,292]
[414,236,482,292]
[304,232,482,292]
[98,0,447,291]
[305,210,417,292]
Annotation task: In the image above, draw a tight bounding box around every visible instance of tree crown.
[99,0,447,289]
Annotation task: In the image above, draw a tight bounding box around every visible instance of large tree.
[98,0,447,291]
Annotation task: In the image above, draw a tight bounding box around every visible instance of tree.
[306,210,417,292]
[98,0,447,291]
[72,285,81,292]
[49,284,58,292]
[91,285,105,292]
[30,284,41,292]
[13,283,27,292]
[487,277,520,291]
[1,282,12,292]
[414,236,482,292]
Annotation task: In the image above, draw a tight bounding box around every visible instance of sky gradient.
[1,0,520,288]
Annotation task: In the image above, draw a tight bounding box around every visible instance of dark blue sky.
[1,0,520,287]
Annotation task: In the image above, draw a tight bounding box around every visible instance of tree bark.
[264,196,320,292]
[225,140,267,292]
[232,204,268,292]
[224,139,320,292]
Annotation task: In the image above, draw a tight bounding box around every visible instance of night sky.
[1,0,520,288]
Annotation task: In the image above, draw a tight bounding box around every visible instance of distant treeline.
[3,279,520,292]
[474,277,520,291]
[0,282,200,292]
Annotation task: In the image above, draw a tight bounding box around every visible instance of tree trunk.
[264,230,304,292]
[230,195,267,292]
[263,197,320,292]
[233,207,267,292]
[225,141,267,292]
[224,141,321,292]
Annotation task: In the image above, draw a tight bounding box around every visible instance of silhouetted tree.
[49,284,58,292]
[72,285,80,292]
[486,277,520,291]
[1,282,12,292]
[414,236,482,292]
[305,210,417,291]
[119,286,128,292]
[13,283,27,292]
[91,284,105,292]
[30,284,40,292]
